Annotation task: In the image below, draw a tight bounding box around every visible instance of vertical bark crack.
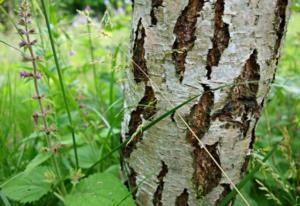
[127,167,138,199]
[153,161,169,206]
[175,189,189,206]
[187,85,214,142]
[172,0,205,82]
[133,18,148,83]
[206,0,230,79]
[214,184,233,206]
[186,86,221,196]
[194,143,221,196]
[274,0,288,56]
[124,86,157,158]
[150,0,163,26]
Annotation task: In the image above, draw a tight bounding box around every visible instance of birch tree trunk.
[121,0,291,205]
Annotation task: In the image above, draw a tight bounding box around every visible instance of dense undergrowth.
[0,1,299,206]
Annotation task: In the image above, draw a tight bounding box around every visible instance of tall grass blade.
[0,190,11,206]
[40,0,79,169]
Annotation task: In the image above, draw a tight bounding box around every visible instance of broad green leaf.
[65,173,135,206]
[70,145,101,169]
[1,167,51,203]
[104,165,121,178]
[25,152,52,172]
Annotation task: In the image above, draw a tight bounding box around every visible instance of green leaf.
[1,167,51,203]
[65,173,135,206]
[70,145,101,169]
[104,165,120,178]
[25,152,52,172]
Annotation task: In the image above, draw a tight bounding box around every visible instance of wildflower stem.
[40,0,79,169]
[20,1,66,194]
[87,19,99,99]
[24,25,51,146]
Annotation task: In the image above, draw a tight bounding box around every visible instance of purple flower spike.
[20,71,42,79]
[19,40,27,48]
[20,71,32,78]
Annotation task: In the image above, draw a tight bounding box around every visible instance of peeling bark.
[122,0,290,205]
[153,161,168,206]
[193,143,222,196]
[206,0,230,79]
[132,19,148,83]
[186,86,221,195]
[274,0,288,55]
[175,189,189,206]
[172,0,205,82]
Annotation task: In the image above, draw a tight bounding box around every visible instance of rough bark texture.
[122,0,291,205]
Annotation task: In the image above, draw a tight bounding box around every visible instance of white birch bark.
[121,0,291,205]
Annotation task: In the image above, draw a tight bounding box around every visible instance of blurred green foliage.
[59,0,130,14]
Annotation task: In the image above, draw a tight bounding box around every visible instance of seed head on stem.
[17,0,68,195]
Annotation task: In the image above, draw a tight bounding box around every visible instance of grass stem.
[40,0,79,169]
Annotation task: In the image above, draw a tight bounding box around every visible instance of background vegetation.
[0,0,299,205]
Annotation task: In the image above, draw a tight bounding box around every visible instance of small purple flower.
[69,50,76,56]
[19,40,27,48]
[84,6,92,12]
[20,71,42,79]
[20,71,32,78]
[116,7,125,15]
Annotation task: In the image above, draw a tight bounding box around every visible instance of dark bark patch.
[132,19,148,83]
[172,0,205,82]
[214,184,233,206]
[212,49,261,136]
[206,0,230,79]
[127,167,138,199]
[186,86,221,196]
[187,86,214,143]
[240,120,258,175]
[193,143,221,196]
[274,0,288,56]
[150,0,163,26]
[124,86,157,157]
[153,161,168,206]
[175,189,189,206]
